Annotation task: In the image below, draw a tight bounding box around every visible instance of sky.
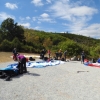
[0,0,100,39]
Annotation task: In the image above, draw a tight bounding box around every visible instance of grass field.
[0,52,40,63]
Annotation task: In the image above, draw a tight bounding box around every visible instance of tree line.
[0,18,100,60]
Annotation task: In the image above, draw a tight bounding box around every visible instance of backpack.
[29,57,35,61]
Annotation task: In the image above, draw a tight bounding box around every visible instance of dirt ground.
[0,52,40,63]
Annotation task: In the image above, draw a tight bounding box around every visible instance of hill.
[0,17,100,60]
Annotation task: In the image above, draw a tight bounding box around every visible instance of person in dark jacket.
[64,50,67,61]
[40,49,46,59]
[81,51,85,64]
[12,48,18,61]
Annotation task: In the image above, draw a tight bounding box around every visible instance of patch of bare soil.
[0,52,40,63]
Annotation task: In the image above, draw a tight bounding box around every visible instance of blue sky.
[0,0,100,39]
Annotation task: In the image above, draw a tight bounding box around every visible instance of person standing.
[40,49,46,59]
[12,48,17,60]
[59,49,62,60]
[64,50,67,61]
[48,49,51,59]
[55,52,59,60]
[81,51,85,64]
[17,54,27,74]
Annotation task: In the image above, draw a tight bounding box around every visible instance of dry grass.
[0,52,40,63]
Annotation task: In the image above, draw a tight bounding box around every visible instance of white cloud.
[70,6,97,17]
[38,13,55,23]
[48,0,99,38]
[26,16,30,20]
[18,23,31,28]
[77,24,100,38]
[31,13,55,23]
[0,12,15,21]
[50,1,98,21]
[5,2,18,9]
[40,13,49,18]
[34,26,40,30]
[19,16,31,21]
[46,0,52,4]
[31,0,43,6]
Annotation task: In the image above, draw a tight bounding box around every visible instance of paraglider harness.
[0,64,19,81]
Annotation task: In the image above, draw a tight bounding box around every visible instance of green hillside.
[0,18,100,60]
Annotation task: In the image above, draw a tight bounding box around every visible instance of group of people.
[55,49,68,61]
[0,47,86,81]
[55,49,86,63]
[40,49,68,61]
[12,47,86,64]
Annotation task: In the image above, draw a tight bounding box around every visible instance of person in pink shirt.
[48,49,51,59]
[17,54,27,74]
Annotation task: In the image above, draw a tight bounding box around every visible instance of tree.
[90,46,100,59]
[0,39,11,51]
[43,37,53,49]
[58,40,82,57]
[11,37,21,51]
[0,28,3,42]
[0,18,25,42]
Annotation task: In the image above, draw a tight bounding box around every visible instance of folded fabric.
[26,60,64,68]
[0,60,65,71]
[84,61,100,68]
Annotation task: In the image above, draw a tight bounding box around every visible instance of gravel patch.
[0,60,100,100]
